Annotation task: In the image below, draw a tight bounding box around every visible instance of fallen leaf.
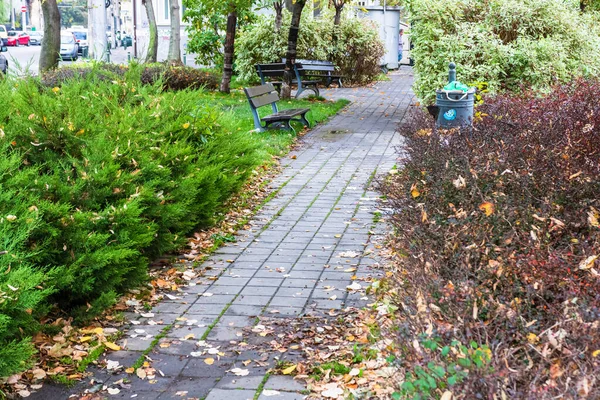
[579,255,598,270]
[31,368,46,380]
[346,282,362,291]
[104,342,121,351]
[411,184,420,198]
[204,358,215,365]
[230,368,249,376]
[282,364,296,375]
[322,382,343,398]
[136,368,147,380]
[440,391,453,400]
[479,202,495,216]
[107,388,120,395]
[18,390,31,398]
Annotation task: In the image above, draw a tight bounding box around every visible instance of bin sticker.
[443,109,457,121]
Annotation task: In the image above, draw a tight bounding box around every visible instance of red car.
[6,31,30,47]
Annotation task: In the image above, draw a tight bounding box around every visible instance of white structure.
[120,0,190,61]
[356,5,410,69]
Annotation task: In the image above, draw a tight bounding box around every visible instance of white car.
[68,29,88,57]
[60,32,79,61]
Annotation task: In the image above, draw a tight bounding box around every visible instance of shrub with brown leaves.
[380,79,600,399]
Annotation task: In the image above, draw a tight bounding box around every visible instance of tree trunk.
[281,0,306,99]
[284,0,293,12]
[167,0,182,65]
[220,10,237,94]
[333,6,342,25]
[39,0,60,74]
[274,1,283,33]
[143,0,158,63]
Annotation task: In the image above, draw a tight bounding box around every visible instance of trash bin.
[435,63,475,128]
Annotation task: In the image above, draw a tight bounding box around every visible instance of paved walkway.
[33,70,415,400]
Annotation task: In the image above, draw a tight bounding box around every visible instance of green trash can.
[435,63,475,128]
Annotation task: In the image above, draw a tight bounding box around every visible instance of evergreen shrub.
[409,0,600,103]
[41,63,220,91]
[0,69,264,377]
[235,14,384,85]
[380,79,600,398]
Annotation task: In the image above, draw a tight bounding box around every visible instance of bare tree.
[143,0,158,63]
[281,0,306,99]
[168,0,182,65]
[39,0,61,74]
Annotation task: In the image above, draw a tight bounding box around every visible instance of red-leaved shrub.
[380,79,599,399]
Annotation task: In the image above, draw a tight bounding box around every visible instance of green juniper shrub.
[0,69,349,379]
[41,62,220,92]
[380,79,600,398]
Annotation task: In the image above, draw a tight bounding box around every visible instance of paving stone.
[181,357,236,377]
[202,285,244,295]
[233,295,272,306]
[167,325,209,340]
[150,353,189,376]
[218,315,255,327]
[215,375,265,390]
[205,388,256,400]
[206,324,245,341]
[151,302,191,314]
[225,305,264,316]
[194,294,237,304]
[247,277,285,287]
[187,302,229,315]
[154,339,199,356]
[264,375,307,391]
[274,287,312,297]
[158,377,216,399]
[269,296,309,308]
[257,391,307,400]
[240,285,279,296]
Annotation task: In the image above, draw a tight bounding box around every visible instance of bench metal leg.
[295,85,320,99]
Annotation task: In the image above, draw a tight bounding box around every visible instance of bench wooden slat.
[245,83,276,98]
[251,92,280,109]
[263,108,310,122]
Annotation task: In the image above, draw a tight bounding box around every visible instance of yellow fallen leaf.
[334,234,342,238]
[226,259,234,263]
[125,367,135,374]
[104,342,121,351]
[79,336,93,343]
[282,364,296,375]
[479,202,495,216]
[182,122,190,129]
[592,350,600,357]
[184,334,195,340]
[204,358,215,365]
[81,327,104,335]
[411,184,420,198]
[527,333,539,344]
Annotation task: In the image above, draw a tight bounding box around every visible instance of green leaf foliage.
[409,0,600,103]
[235,12,384,85]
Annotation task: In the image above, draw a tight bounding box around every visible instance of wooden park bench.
[294,59,344,88]
[243,83,311,132]
[255,63,320,98]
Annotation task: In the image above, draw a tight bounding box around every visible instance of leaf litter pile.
[0,153,288,399]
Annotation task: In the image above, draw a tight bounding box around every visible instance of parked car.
[0,26,7,46]
[29,31,43,45]
[0,43,8,74]
[68,29,88,57]
[60,33,79,61]
[6,31,30,46]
